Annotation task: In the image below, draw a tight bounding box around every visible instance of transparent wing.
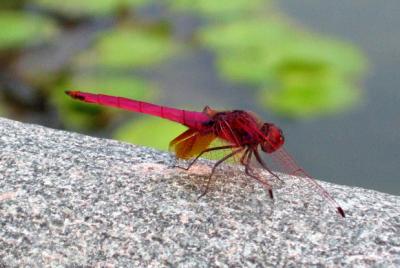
[225,112,345,217]
[267,147,345,217]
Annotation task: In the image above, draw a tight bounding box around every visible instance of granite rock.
[0,117,399,267]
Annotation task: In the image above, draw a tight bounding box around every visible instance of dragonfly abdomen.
[65,91,210,129]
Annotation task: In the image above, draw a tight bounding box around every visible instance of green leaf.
[115,117,240,161]
[272,37,367,78]
[33,0,149,17]
[200,19,299,84]
[75,28,176,68]
[200,19,295,53]
[0,11,57,50]
[260,73,359,118]
[170,0,269,18]
[53,73,156,130]
[114,117,187,151]
[201,19,366,83]
[200,18,366,118]
[216,54,275,85]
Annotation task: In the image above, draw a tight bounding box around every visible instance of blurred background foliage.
[0,0,366,151]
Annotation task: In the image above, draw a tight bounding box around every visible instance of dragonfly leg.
[253,149,284,183]
[239,148,251,165]
[239,148,253,182]
[245,150,274,199]
[198,147,244,199]
[174,145,237,171]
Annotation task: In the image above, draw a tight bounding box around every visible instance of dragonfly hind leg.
[244,150,274,199]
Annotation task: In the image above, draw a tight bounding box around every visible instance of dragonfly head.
[260,123,285,153]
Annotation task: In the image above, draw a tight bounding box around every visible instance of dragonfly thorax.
[208,110,284,151]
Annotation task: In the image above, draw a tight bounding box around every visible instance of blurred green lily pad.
[114,116,246,161]
[201,19,295,53]
[215,54,275,85]
[260,72,359,118]
[200,19,299,84]
[201,18,366,118]
[201,19,366,83]
[33,0,148,17]
[75,28,176,68]
[0,11,57,50]
[170,0,269,18]
[273,38,367,77]
[114,116,187,151]
[54,73,156,130]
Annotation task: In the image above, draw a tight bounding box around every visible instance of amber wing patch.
[169,129,216,159]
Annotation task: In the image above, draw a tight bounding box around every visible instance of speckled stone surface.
[0,117,399,267]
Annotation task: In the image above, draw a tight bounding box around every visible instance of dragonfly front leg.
[253,149,283,183]
[173,145,237,171]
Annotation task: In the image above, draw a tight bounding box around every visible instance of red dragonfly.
[66,91,345,217]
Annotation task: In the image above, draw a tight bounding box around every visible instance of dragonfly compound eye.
[260,123,285,153]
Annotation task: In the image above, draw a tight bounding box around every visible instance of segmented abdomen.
[66,91,210,130]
